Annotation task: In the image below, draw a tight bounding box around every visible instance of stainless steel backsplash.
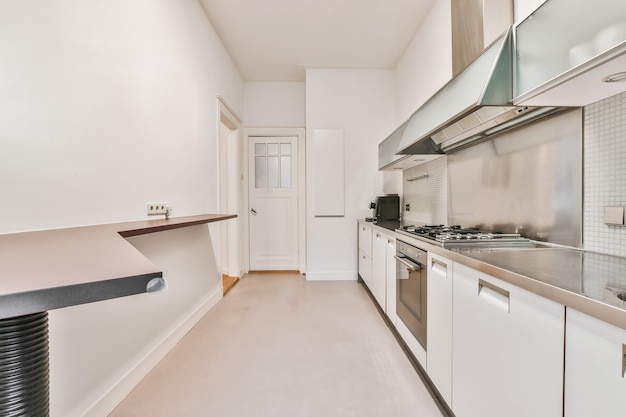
[447,108,583,247]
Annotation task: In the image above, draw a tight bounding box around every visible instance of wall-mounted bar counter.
[0,214,236,416]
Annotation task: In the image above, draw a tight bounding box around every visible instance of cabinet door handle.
[432,258,447,268]
[376,233,381,238]
[431,258,447,276]
[478,279,510,313]
[622,344,626,378]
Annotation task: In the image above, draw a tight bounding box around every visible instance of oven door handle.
[394,255,423,271]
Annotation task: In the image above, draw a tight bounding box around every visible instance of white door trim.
[217,97,243,280]
[243,127,306,274]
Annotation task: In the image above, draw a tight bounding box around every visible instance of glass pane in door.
[255,156,266,188]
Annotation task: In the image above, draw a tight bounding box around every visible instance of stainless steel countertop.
[364,220,626,330]
[442,247,626,330]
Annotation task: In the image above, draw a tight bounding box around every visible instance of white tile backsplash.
[402,157,447,225]
[584,91,626,256]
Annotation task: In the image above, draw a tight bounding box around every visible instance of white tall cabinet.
[452,263,565,417]
[565,308,626,417]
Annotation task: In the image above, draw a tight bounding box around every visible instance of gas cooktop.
[396,224,532,248]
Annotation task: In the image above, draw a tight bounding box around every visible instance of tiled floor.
[110,272,444,417]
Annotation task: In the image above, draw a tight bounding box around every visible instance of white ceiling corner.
[199,0,437,82]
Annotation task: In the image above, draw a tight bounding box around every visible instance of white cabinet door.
[427,253,453,406]
[370,230,388,309]
[452,263,564,417]
[357,223,372,287]
[565,308,626,417]
[358,223,372,258]
[385,235,396,325]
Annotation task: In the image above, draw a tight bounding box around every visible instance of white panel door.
[452,263,564,417]
[249,137,298,270]
[565,308,626,417]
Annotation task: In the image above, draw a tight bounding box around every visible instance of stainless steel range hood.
[396,28,562,155]
[384,0,626,162]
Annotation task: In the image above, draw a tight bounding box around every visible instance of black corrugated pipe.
[0,312,49,417]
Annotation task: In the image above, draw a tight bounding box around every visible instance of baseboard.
[84,286,223,416]
[304,271,358,281]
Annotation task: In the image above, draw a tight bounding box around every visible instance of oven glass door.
[396,255,427,349]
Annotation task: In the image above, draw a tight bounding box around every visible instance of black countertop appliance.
[375,194,400,221]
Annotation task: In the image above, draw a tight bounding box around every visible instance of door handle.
[394,256,422,271]
[478,279,510,313]
[251,208,257,215]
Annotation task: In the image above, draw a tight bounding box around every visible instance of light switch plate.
[604,206,624,225]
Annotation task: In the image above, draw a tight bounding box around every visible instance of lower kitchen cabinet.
[384,234,396,325]
[358,222,373,288]
[427,253,453,406]
[452,263,564,417]
[370,230,388,309]
[358,249,372,288]
[564,308,626,417]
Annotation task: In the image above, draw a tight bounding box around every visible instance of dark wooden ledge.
[0,214,236,319]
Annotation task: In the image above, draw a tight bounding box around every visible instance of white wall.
[0,0,242,233]
[243,82,305,127]
[305,69,395,280]
[0,1,243,416]
[514,0,547,23]
[49,224,223,416]
[394,0,452,125]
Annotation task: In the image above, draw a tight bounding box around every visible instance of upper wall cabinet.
[378,121,443,171]
[514,0,626,106]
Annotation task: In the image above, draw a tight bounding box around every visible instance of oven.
[395,240,428,350]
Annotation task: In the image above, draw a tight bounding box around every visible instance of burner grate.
[398,224,530,247]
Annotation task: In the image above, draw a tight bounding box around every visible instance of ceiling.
[199,0,438,82]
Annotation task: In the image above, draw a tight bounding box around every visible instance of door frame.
[217,95,243,281]
[243,127,306,274]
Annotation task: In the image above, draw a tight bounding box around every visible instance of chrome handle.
[394,255,422,271]
[478,278,510,312]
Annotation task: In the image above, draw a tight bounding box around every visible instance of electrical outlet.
[147,203,171,216]
[405,203,411,211]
